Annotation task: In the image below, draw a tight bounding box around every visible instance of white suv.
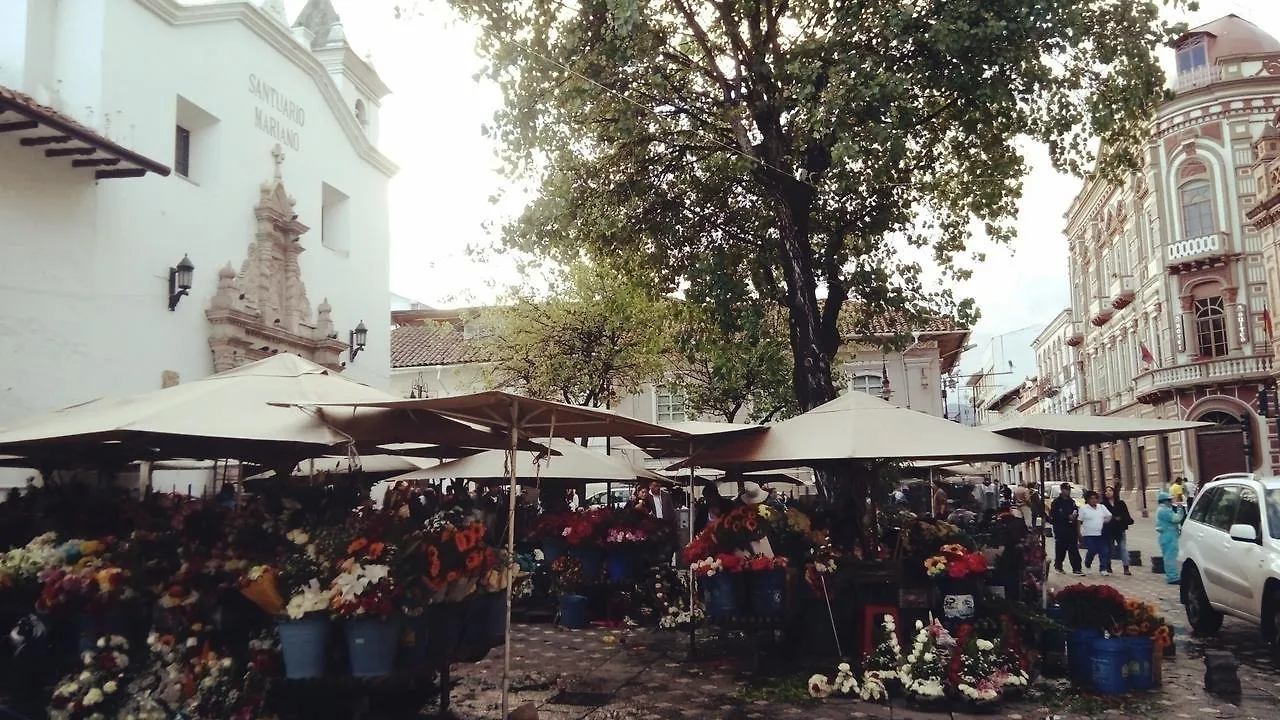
[1179,473,1280,646]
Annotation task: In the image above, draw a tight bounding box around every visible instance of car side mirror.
[1229,523,1259,543]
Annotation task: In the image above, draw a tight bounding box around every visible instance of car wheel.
[1183,571,1223,634]
[1266,591,1280,652]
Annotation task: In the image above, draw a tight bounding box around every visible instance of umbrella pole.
[687,440,696,660]
[501,400,520,720]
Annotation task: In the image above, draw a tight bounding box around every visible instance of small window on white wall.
[174,95,219,183]
[655,386,687,423]
[321,182,351,256]
[850,374,884,397]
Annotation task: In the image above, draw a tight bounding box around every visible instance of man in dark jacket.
[1049,483,1084,575]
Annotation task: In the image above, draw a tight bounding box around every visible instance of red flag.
[1265,306,1274,343]
[1139,342,1155,366]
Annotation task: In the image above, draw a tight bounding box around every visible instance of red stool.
[862,604,900,656]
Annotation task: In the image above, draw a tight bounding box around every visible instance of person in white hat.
[737,481,769,506]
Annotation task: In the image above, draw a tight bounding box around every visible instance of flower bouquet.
[862,613,904,697]
[900,619,955,708]
[1052,583,1127,631]
[949,627,1004,708]
[807,662,859,698]
[330,561,397,618]
[563,508,610,547]
[924,543,989,581]
[691,553,745,619]
[48,636,130,720]
[239,565,285,615]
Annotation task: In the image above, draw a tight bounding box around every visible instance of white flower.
[287,579,333,619]
[96,637,106,649]
[915,620,924,630]
[103,681,118,694]
[837,662,851,673]
[923,652,934,662]
[859,676,887,701]
[807,674,833,698]
[186,638,198,648]
[84,688,104,706]
[975,639,994,651]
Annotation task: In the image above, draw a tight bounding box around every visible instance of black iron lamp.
[168,254,194,311]
[349,321,368,361]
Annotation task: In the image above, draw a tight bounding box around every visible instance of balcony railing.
[1166,232,1230,268]
[1110,276,1137,309]
[1174,65,1223,93]
[1089,295,1114,326]
[1133,354,1273,400]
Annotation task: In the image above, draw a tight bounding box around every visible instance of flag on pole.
[1264,306,1274,343]
[1139,342,1155,366]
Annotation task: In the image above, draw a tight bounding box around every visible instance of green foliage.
[468,261,670,407]
[413,0,1189,410]
[668,261,796,422]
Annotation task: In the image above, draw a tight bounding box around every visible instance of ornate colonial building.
[0,0,395,443]
[1031,309,1082,416]
[1063,15,1280,504]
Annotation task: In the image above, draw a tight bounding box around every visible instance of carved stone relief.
[207,144,347,372]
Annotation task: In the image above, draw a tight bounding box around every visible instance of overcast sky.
[291,0,1280,340]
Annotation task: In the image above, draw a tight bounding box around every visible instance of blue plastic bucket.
[559,594,589,629]
[702,572,743,619]
[605,550,637,582]
[1125,636,1155,690]
[571,547,603,580]
[278,616,329,679]
[747,570,786,616]
[543,537,567,563]
[1068,628,1101,685]
[1042,604,1068,677]
[1090,637,1128,694]
[346,616,403,678]
[461,592,507,646]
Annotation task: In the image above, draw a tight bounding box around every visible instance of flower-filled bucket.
[605,550,637,583]
[277,615,330,679]
[747,569,786,616]
[701,572,743,619]
[558,594,589,629]
[570,547,603,581]
[1124,635,1155,690]
[346,616,403,678]
[1090,636,1128,695]
[1067,628,1101,685]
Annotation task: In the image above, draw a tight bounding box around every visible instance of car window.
[1207,485,1242,532]
[1265,489,1280,540]
[1189,487,1219,524]
[1238,488,1262,537]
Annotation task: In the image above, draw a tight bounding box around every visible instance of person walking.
[1155,490,1186,585]
[1101,485,1134,576]
[1049,483,1083,575]
[1079,490,1114,574]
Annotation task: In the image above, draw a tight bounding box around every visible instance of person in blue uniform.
[1154,490,1186,585]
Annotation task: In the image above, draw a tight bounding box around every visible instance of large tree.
[416,0,1187,412]
[469,261,670,407]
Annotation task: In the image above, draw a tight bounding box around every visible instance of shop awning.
[0,86,170,180]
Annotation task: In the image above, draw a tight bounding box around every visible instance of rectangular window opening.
[321,182,352,256]
[174,126,191,178]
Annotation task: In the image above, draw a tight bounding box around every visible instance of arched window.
[1195,296,1229,358]
[850,374,883,397]
[354,99,368,128]
[1180,179,1215,239]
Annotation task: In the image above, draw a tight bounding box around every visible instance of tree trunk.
[773,191,839,414]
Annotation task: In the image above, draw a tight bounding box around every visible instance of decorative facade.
[0,0,396,487]
[1030,309,1082,415]
[1063,14,1280,505]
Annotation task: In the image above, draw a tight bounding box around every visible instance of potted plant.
[551,555,589,629]
[948,627,1004,710]
[900,619,955,710]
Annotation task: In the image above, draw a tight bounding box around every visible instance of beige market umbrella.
[385,438,662,483]
[0,354,524,465]
[982,413,1209,450]
[681,390,1054,470]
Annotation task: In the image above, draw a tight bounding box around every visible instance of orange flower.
[466,551,484,570]
[446,571,459,583]
[347,538,369,555]
[456,532,476,552]
[368,542,386,560]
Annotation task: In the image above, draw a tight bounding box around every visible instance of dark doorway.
[1195,410,1247,482]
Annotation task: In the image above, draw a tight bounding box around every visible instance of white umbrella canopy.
[385,438,661,484]
[982,413,1210,450]
[682,390,1055,470]
[0,354,521,466]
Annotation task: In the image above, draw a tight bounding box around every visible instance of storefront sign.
[1236,304,1250,345]
[249,74,304,151]
[1175,315,1185,353]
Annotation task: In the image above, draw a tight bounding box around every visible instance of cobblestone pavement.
[437,524,1280,720]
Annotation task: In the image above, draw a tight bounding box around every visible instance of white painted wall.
[0,1,393,433]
